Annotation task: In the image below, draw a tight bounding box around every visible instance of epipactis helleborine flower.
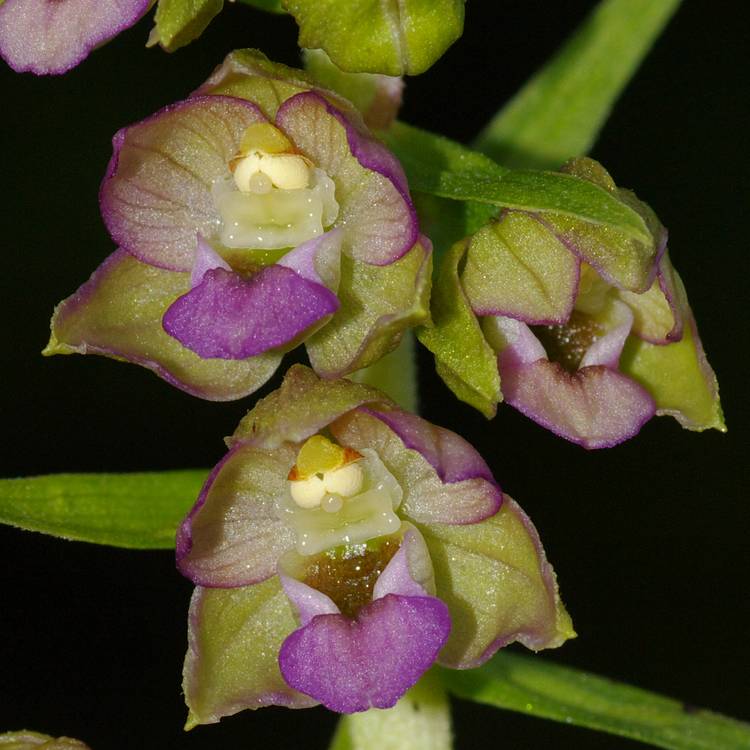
[0,0,152,75]
[45,50,429,400]
[421,157,724,449]
[177,366,573,720]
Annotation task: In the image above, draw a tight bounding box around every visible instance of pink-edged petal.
[163,263,339,359]
[363,407,496,485]
[278,593,450,713]
[275,91,418,266]
[44,249,281,401]
[330,409,501,525]
[100,96,268,271]
[183,580,316,728]
[372,528,432,600]
[176,442,296,587]
[276,228,343,291]
[0,0,150,75]
[191,234,231,287]
[580,300,633,368]
[279,574,340,624]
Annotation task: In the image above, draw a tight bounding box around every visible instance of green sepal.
[620,313,725,432]
[0,731,90,749]
[283,0,464,76]
[183,579,312,728]
[0,471,206,548]
[197,48,319,118]
[417,241,500,419]
[306,242,432,380]
[441,650,750,750]
[230,364,390,448]
[418,496,574,668]
[152,0,224,52]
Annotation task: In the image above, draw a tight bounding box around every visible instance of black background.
[1,2,748,748]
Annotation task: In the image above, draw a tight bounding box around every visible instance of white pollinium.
[233,151,311,193]
[289,474,326,509]
[322,463,364,498]
[277,450,403,556]
[213,167,339,250]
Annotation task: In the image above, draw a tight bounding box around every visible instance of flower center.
[298,536,401,619]
[277,435,402,556]
[534,311,604,372]
[213,122,339,251]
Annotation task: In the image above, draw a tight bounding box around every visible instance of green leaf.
[329,671,453,750]
[152,0,224,52]
[441,651,750,750]
[382,122,650,245]
[474,0,682,169]
[283,0,464,76]
[236,0,285,12]
[417,241,500,419]
[0,471,207,549]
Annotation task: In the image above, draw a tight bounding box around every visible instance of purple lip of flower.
[178,368,572,722]
[277,531,451,713]
[0,0,151,75]
[487,304,656,450]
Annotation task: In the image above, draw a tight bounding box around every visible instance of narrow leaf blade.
[474,0,682,169]
[441,652,750,750]
[0,471,207,549]
[382,122,650,244]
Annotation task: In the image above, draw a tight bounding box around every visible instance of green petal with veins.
[417,241,500,419]
[461,212,579,325]
[283,0,464,76]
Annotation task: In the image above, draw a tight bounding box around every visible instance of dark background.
[1,1,747,748]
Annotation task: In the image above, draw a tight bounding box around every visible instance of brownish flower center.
[533,311,604,372]
[302,536,400,619]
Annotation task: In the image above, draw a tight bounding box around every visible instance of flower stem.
[349,331,419,413]
[329,670,452,750]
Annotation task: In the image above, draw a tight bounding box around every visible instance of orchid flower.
[422,157,724,449]
[0,0,152,75]
[45,51,429,400]
[177,366,573,720]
